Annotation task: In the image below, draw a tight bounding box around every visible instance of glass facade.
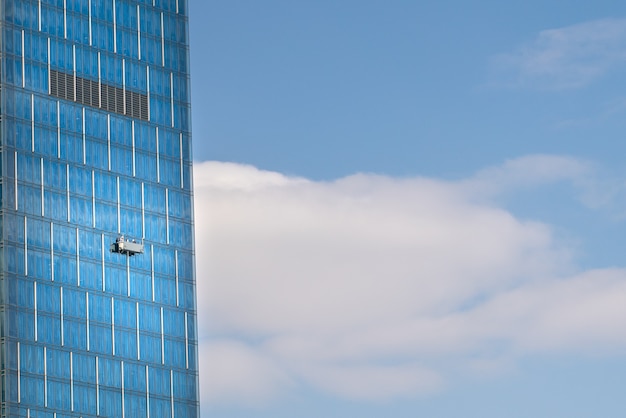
[0,0,199,416]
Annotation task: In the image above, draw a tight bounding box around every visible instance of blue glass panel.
[113,298,136,329]
[34,95,59,125]
[139,333,162,364]
[164,337,186,368]
[150,397,172,418]
[4,213,25,243]
[44,190,68,221]
[27,249,52,280]
[130,270,152,300]
[105,265,127,296]
[94,170,117,202]
[100,388,123,417]
[89,324,112,354]
[123,362,146,392]
[20,376,45,407]
[44,160,67,190]
[73,384,97,415]
[80,260,103,290]
[114,328,137,358]
[69,196,92,226]
[89,293,112,323]
[69,165,92,197]
[37,282,60,313]
[64,319,87,350]
[47,348,71,379]
[17,153,41,185]
[73,353,96,383]
[125,393,148,417]
[155,276,176,306]
[47,380,72,410]
[38,314,61,344]
[99,357,121,387]
[63,288,86,318]
[41,5,65,38]
[34,126,58,157]
[20,343,44,374]
[138,303,160,333]
[111,145,133,176]
[85,139,108,169]
[54,255,78,285]
[79,229,102,259]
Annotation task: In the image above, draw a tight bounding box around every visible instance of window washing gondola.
[110,235,144,256]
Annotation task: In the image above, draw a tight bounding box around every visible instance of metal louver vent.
[50,69,149,121]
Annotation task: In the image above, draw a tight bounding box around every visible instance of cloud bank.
[193,156,626,407]
[490,18,626,89]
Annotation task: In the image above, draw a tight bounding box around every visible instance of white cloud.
[490,18,626,89]
[193,156,626,408]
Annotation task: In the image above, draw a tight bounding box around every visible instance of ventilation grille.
[50,69,149,121]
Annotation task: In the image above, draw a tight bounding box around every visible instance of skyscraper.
[0,1,199,417]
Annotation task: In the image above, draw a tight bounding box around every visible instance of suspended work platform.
[110,235,144,256]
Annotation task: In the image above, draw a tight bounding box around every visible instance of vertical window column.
[117,177,121,233]
[175,250,179,307]
[92,171,96,227]
[113,0,117,53]
[112,298,116,356]
[57,102,61,158]
[47,38,51,95]
[63,0,67,39]
[17,342,21,403]
[76,228,80,286]
[170,73,175,127]
[170,370,175,418]
[70,352,74,411]
[51,224,55,282]
[82,108,87,164]
[96,356,100,415]
[107,115,112,170]
[121,361,126,418]
[15,152,19,211]
[25,217,29,277]
[126,255,131,297]
[160,307,165,365]
[165,189,169,244]
[156,128,160,183]
[34,281,38,341]
[136,302,140,360]
[102,234,106,291]
[88,0,93,46]
[72,46,77,101]
[86,292,90,351]
[179,133,184,188]
[66,165,71,221]
[146,365,151,418]
[147,67,151,120]
[137,5,142,60]
[122,60,127,114]
[60,287,64,346]
[132,121,137,176]
[21,30,25,88]
[31,95,35,152]
[41,159,45,216]
[160,13,165,66]
[141,183,146,238]
[150,245,155,302]
[44,347,48,407]
[184,312,189,369]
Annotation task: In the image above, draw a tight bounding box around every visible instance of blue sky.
[189,1,626,416]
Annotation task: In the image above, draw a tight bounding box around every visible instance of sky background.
[188,1,626,416]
